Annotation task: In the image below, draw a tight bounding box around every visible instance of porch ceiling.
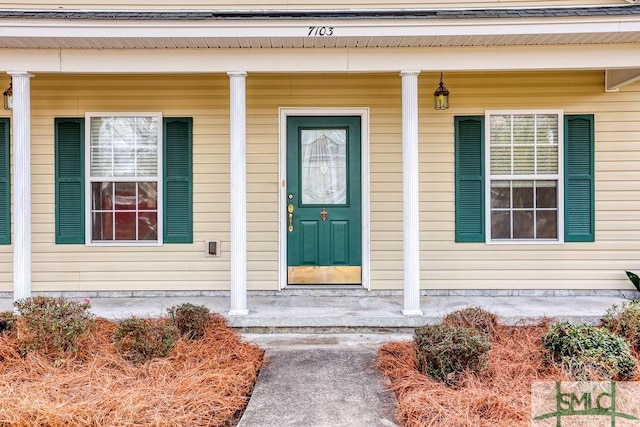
[2,32,640,50]
[0,6,639,50]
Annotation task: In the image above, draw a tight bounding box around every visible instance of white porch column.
[10,72,33,303]
[228,71,249,316]
[400,71,424,316]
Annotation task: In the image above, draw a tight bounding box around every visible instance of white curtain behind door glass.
[301,129,347,205]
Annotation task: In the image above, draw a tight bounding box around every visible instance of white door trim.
[278,107,370,290]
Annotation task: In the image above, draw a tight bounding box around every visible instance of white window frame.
[84,112,163,246]
[484,109,564,244]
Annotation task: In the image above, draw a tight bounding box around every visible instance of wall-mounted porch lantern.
[3,81,12,110]
[433,72,449,110]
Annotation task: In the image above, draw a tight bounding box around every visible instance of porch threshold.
[0,290,630,331]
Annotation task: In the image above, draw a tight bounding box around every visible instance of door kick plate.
[288,266,362,285]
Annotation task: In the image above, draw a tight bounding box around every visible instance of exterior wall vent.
[205,240,221,257]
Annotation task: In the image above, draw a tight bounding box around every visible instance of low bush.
[541,322,636,380]
[14,296,94,357]
[442,306,499,337]
[0,311,15,334]
[113,316,177,363]
[413,324,491,385]
[601,299,640,352]
[167,303,210,340]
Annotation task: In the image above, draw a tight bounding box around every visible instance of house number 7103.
[307,26,334,36]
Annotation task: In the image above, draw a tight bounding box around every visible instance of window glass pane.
[513,181,533,208]
[91,182,113,240]
[490,145,511,174]
[537,211,558,239]
[513,145,535,174]
[512,115,534,145]
[115,212,136,240]
[491,181,510,208]
[91,182,112,210]
[536,145,558,174]
[90,118,113,177]
[135,117,159,177]
[537,115,558,174]
[489,114,511,145]
[113,140,136,177]
[300,129,347,205]
[537,114,558,144]
[114,182,136,211]
[536,181,557,208]
[491,211,511,239]
[138,212,158,241]
[92,212,112,241]
[513,211,534,239]
[138,183,157,210]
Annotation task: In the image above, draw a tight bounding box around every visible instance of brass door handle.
[288,204,294,232]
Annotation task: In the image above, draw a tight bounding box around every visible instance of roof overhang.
[0,6,639,89]
[0,6,639,49]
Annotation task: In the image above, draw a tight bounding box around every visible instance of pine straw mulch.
[0,315,264,427]
[377,322,602,427]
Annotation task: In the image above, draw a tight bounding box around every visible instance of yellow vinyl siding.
[0,0,624,10]
[420,71,640,291]
[0,70,639,293]
[26,74,233,292]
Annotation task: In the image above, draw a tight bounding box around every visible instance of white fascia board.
[0,15,639,39]
[1,44,640,73]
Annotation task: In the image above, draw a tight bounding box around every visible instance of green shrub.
[625,271,640,292]
[541,322,636,380]
[14,296,94,357]
[601,300,640,352]
[167,303,210,340]
[413,324,491,385]
[442,307,499,337]
[0,311,15,334]
[113,317,177,363]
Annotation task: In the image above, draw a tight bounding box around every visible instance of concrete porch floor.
[0,290,631,330]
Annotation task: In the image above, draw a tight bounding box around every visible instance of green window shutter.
[0,119,10,244]
[455,116,485,242]
[163,117,193,243]
[564,114,595,242]
[55,118,85,244]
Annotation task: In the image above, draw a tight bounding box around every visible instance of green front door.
[286,116,362,285]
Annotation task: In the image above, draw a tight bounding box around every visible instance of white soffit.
[605,68,640,90]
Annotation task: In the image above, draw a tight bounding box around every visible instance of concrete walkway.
[238,334,401,427]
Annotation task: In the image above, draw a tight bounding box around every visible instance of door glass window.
[300,129,347,205]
